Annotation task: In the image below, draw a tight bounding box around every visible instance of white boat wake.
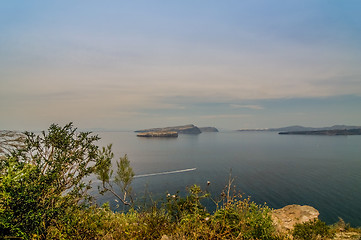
[134,168,196,178]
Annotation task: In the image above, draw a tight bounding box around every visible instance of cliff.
[272,205,361,239]
[135,124,202,134]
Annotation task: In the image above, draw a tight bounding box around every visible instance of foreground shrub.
[293,219,335,240]
[44,203,175,240]
[164,184,279,239]
[211,197,276,239]
[0,123,117,239]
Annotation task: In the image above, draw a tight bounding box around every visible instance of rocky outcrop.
[136,131,178,138]
[199,127,219,132]
[272,204,320,233]
[135,124,201,134]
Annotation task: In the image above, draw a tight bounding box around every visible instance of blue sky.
[1,1,361,130]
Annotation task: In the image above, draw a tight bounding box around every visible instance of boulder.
[272,204,320,233]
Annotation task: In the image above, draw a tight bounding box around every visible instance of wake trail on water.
[134,168,197,178]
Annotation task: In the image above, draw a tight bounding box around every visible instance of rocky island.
[279,128,361,136]
[135,124,202,135]
[136,131,178,138]
[199,127,219,132]
[238,125,361,132]
[135,125,219,137]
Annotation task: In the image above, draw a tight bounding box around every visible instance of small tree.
[95,144,134,206]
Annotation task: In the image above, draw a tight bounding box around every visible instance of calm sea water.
[92,131,361,226]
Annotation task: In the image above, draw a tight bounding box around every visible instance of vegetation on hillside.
[0,123,358,239]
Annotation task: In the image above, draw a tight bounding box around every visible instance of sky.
[1,0,361,131]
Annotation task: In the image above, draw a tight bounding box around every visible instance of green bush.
[166,185,209,221]
[293,219,335,240]
[0,123,112,239]
[212,197,276,239]
[163,184,279,239]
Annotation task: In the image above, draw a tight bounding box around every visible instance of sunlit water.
[91,131,361,226]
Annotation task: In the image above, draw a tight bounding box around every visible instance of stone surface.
[272,204,320,233]
[334,232,361,240]
[161,235,170,240]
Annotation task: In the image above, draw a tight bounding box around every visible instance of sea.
[91,131,361,226]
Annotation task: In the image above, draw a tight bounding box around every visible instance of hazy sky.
[1,1,361,131]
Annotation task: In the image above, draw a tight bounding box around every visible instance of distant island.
[136,131,178,138]
[135,124,201,134]
[238,125,361,132]
[199,127,219,132]
[135,124,218,137]
[279,128,361,136]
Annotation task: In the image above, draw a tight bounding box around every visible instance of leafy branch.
[95,144,134,206]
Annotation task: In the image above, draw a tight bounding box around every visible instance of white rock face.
[272,204,320,232]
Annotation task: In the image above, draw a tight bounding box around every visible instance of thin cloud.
[1,1,361,130]
[199,114,252,119]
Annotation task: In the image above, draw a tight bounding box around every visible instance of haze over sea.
[94,130,361,227]
[2,0,361,230]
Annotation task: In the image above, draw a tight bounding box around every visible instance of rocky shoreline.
[271,204,319,233]
[271,205,361,240]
